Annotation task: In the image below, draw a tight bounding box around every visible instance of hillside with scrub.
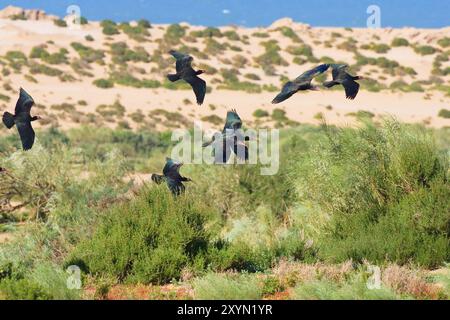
[0,6,449,131]
[0,6,449,300]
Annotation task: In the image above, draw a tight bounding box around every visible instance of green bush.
[0,278,51,300]
[193,273,263,300]
[294,121,449,268]
[278,27,301,43]
[292,277,400,300]
[414,45,437,56]
[66,187,215,284]
[361,42,391,54]
[391,38,409,47]
[29,62,63,77]
[93,78,114,89]
[438,109,450,119]
[54,19,67,28]
[253,109,270,118]
[164,24,186,44]
[101,20,120,35]
[71,42,105,64]
[437,37,450,48]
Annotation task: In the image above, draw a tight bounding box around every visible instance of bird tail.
[2,112,15,129]
[323,81,338,88]
[167,74,180,82]
[151,174,165,184]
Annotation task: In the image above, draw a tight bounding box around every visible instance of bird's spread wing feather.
[169,50,193,72]
[330,64,348,80]
[272,82,298,104]
[16,120,35,150]
[185,75,206,105]
[223,109,242,131]
[342,79,360,100]
[294,64,330,84]
[15,88,34,115]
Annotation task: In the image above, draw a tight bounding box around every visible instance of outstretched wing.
[271,82,298,104]
[185,75,206,105]
[169,50,193,73]
[294,64,330,85]
[330,64,348,80]
[16,120,35,150]
[223,109,242,131]
[15,88,34,116]
[342,79,360,100]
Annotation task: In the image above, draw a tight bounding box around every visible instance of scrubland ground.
[0,120,449,300]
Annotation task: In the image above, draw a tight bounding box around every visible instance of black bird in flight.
[203,109,249,164]
[272,64,330,104]
[2,88,41,150]
[167,50,206,105]
[323,64,362,100]
[151,158,192,196]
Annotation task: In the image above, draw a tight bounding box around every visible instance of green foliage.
[29,62,63,77]
[0,93,10,102]
[437,37,450,48]
[67,187,215,284]
[96,100,126,118]
[253,109,270,118]
[101,20,120,35]
[93,78,114,89]
[0,278,51,300]
[292,276,400,300]
[252,32,269,38]
[361,42,391,53]
[294,121,449,268]
[190,27,223,38]
[53,19,67,28]
[164,24,186,44]
[414,45,437,56]
[71,42,105,64]
[438,109,450,119]
[118,22,150,41]
[278,27,301,43]
[223,30,240,41]
[109,42,150,64]
[201,115,223,126]
[391,38,409,47]
[193,273,263,300]
[30,47,68,65]
[254,40,288,74]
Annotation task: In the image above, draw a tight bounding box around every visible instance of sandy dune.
[0,8,448,132]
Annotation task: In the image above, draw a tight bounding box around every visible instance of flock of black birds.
[1,50,362,195]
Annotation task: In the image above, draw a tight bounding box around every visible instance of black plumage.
[167,50,206,105]
[2,88,40,150]
[323,64,362,100]
[272,64,330,104]
[151,158,192,196]
[203,109,249,164]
